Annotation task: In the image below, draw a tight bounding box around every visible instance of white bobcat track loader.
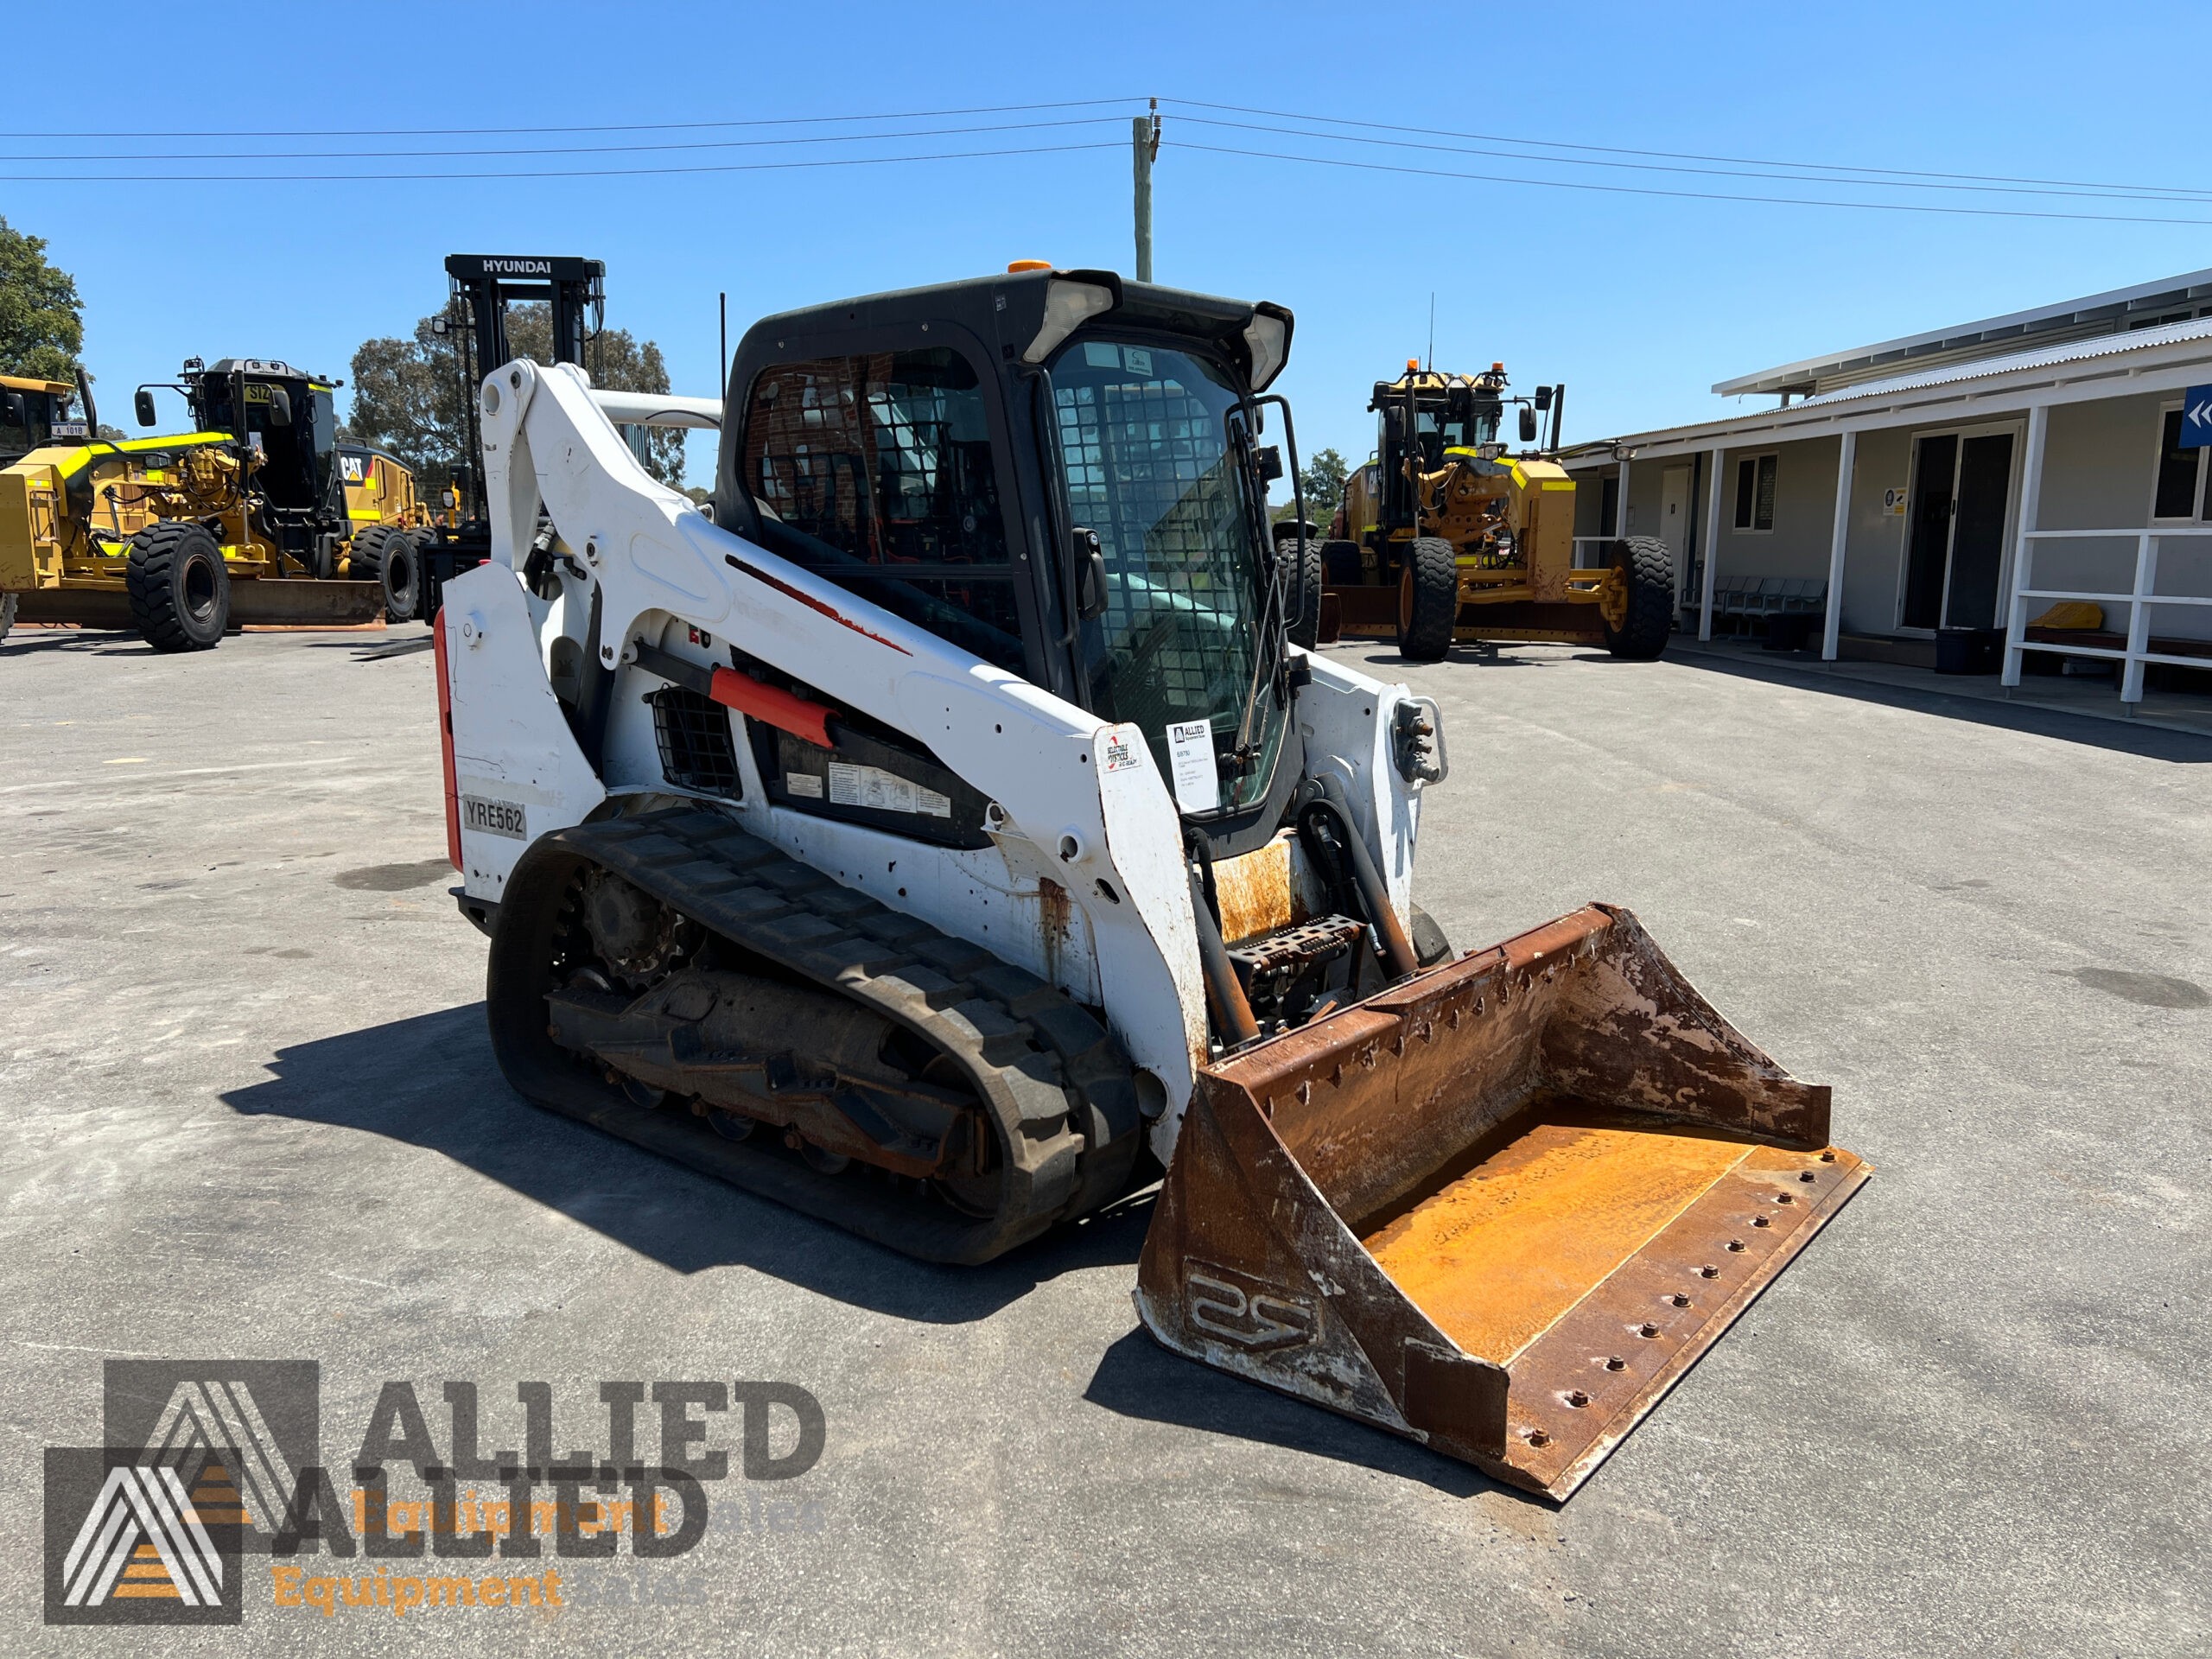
[435,267,1866,1499]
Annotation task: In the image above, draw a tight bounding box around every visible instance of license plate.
[461,795,526,839]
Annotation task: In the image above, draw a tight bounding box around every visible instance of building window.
[2150,406,2212,523]
[1733,453,1777,532]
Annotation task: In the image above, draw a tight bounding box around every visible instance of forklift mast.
[442,255,606,518]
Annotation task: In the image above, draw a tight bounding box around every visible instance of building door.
[1658,466,1692,559]
[1901,426,2017,630]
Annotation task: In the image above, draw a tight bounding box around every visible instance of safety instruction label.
[1166,719,1219,814]
[828,761,952,819]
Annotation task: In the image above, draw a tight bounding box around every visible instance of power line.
[1177,142,2212,227]
[1173,114,2212,207]
[0,140,1123,185]
[0,97,1139,142]
[1164,98,2212,203]
[0,115,1120,165]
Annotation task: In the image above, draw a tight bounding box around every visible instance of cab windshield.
[1414,402,1500,466]
[0,387,67,464]
[1048,337,1286,816]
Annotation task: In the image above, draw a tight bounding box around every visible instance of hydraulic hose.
[1187,866,1261,1048]
[1296,773,1420,982]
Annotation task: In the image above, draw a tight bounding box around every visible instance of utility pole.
[1133,98,1160,283]
[718,291,728,394]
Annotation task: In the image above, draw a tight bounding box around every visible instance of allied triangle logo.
[141,1379,296,1531]
[60,1464,224,1608]
[43,1450,243,1626]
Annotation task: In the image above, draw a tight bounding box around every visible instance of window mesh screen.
[1053,369,1259,743]
[651,685,743,799]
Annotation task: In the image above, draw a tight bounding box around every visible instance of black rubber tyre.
[0,591,15,646]
[125,521,230,652]
[1285,537,1323,650]
[1603,535,1675,661]
[381,531,423,622]
[348,523,405,586]
[1395,536,1459,663]
[1319,538,1364,585]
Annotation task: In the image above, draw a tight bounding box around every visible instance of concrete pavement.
[3,621,2206,1656]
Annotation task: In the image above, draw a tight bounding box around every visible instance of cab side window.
[743,348,1027,673]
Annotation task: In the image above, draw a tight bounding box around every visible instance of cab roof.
[199,358,339,388]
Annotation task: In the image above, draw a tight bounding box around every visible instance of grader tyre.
[125,521,230,652]
[1319,539,1364,585]
[381,531,423,622]
[0,591,15,645]
[1395,536,1459,663]
[1285,537,1324,651]
[1603,536,1675,661]
[348,523,404,586]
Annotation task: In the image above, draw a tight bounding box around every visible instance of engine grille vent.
[651,685,743,799]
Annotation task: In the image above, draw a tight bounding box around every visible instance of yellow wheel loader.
[436,268,1864,1500]
[0,358,385,651]
[1323,365,1673,663]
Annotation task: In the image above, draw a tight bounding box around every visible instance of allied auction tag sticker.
[1166,719,1218,814]
[1099,728,1145,773]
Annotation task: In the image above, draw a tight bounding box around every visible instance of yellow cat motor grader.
[0,358,385,650]
[1321,365,1673,662]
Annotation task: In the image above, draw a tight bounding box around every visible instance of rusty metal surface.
[1503,1141,1868,1497]
[1135,902,1867,1502]
[1211,831,1305,944]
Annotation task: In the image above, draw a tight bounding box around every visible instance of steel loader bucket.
[1135,904,1868,1501]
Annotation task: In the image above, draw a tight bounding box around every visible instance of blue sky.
[13,1,2212,485]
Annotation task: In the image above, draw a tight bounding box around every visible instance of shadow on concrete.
[219,1004,1153,1324]
[0,629,148,658]
[1669,645,2212,764]
[1336,642,1576,673]
[1082,1329,1510,1501]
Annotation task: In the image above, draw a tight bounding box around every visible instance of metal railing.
[2002,527,2212,703]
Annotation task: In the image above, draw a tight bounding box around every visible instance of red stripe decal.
[723,555,912,655]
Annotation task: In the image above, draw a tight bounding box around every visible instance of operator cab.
[717,268,1305,858]
[138,359,346,563]
[0,374,89,467]
[1368,368,1507,527]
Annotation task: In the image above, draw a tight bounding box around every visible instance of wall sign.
[2182,385,2212,448]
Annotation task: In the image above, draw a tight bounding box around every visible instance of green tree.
[0,216,85,383]
[346,302,685,493]
[1273,444,1348,527]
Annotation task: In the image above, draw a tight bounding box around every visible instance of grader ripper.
[437,267,1863,1500]
[1323,364,1673,662]
[0,358,388,650]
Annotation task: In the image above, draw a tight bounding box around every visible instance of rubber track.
[505,805,1144,1262]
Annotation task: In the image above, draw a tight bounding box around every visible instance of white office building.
[1564,270,2212,707]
